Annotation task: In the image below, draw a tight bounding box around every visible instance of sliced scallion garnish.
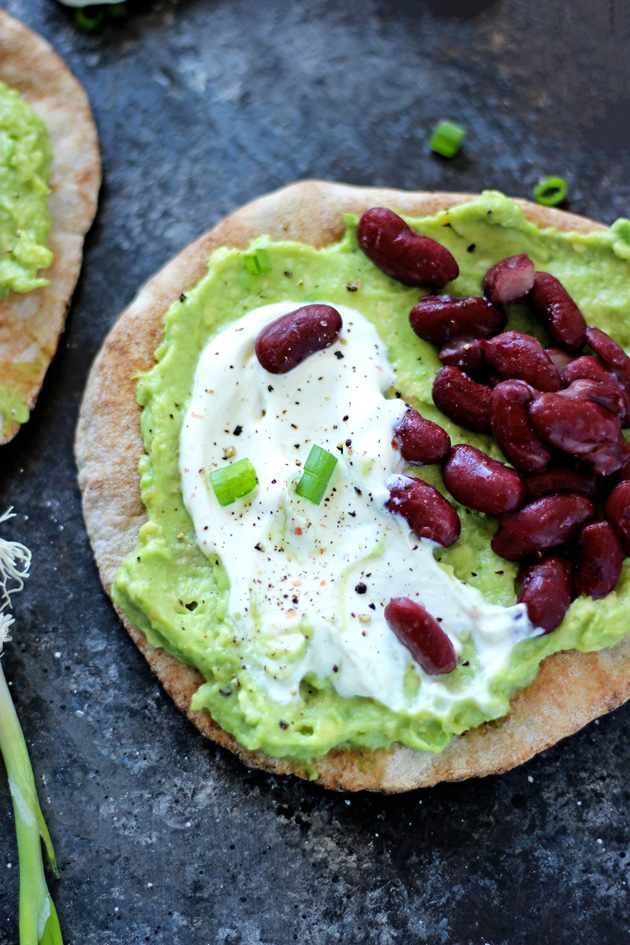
[533,176,568,206]
[296,445,338,505]
[243,248,272,275]
[209,458,258,506]
[429,120,466,158]
[74,7,107,32]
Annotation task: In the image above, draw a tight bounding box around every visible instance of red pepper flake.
[294,527,303,536]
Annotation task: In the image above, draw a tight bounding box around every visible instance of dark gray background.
[1,1,629,942]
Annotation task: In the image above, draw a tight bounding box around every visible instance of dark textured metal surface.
[1,1,629,942]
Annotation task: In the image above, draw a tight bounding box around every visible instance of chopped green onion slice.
[209,458,258,506]
[243,248,272,275]
[109,2,128,18]
[244,254,260,274]
[255,248,272,273]
[74,7,107,32]
[429,120,466,158]
[533,176,568,207]
[296,445,338,505]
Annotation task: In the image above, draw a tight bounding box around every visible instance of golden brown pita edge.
[0,9,100,445]
[75,180,630,793]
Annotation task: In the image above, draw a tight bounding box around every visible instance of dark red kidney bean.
[517,554,574,634]
[409,296,505,346]
[586,326,630,388]
[605,480,630,554]
[524,464,600,501]
[490,380,552,472]
[546,347,575,375]
[385,474,461,547]
[559,379,628,423]
[255,304,342,374]
[491,493,595,561]
[617,449,630,482]
[529,393,626,474]
[384,597,456,675]
[530,272,587,352]
[357,208,459,288]
[484,331,562,392]
[563,354,626,389]
[392,407,451,465]
[432,366,493,433]
[575,520,624,599]
[482,254,535,306]
[438,336,486,376]
[442,444,526,515]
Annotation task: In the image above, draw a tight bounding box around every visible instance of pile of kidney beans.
[357,206,630,651]
[252,207,630,677]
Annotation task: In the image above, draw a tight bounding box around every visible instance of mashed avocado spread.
[113,192,630,765]
[0,80,54,434]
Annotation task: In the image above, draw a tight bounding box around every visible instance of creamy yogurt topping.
[180,302,536,714]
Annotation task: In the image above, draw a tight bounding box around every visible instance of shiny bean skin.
[604,480,630,554]
[357,208,459,288]
[586,326,630,388]
[438,336,486,376]
[546,347,575,375]
[524,465,600,501]
[529,393,627,475]
[575,520,624,599]
[385,474,461,547]
[530,272,587,351]
[491,493,595,561]
[432,366,493,433]
[563,356,630,425]
[490,380,552,473]
[392,407,451,465]
[517,554,574,634]
[442,445,526,515]
[482,254,535,306]
[409,295,505,346]
[384,597,457,675]
[255,304,342,374]
[484,331,562,392]
[559,379,628,423]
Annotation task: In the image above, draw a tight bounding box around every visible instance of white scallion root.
[0,509,31,654]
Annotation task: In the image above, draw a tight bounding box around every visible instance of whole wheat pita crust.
[0,9,100,444]
[76,181,630,792]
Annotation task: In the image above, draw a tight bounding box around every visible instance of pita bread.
[76,181,630,792]
[0,9,100,444]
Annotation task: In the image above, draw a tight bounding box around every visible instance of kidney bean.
[529,393,626,474]
[517,554,573,634]
[385,474,461,547]
[438,336,486,376]
[586,326,630,388]
[384,597,457,675]
[392,407,451,465]
[563,356,630,424]
[575,520,623,599]
[442,444,526,515]
[559,379,628,423]
[605,480,630,554]
[357,208,459,288]
[524,464,600,501]
[255,304,342,374]
[530,272,587,351]
[432,366,493,433]
[546,347,575,375]
[482,254,535,306]
[484,331,562,392]
[491,493,595,561]
[490,380,552,472]
[409,296,505,346]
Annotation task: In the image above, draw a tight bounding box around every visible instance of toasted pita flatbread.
[76,181,630,792]
[0,9,100,444]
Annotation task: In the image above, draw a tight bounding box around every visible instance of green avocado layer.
[0,80,54,435]
[112,192,630,766]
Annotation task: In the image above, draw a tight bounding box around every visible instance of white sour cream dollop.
[180,303,535,714]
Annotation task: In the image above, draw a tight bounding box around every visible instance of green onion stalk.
[0,509,63,945]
